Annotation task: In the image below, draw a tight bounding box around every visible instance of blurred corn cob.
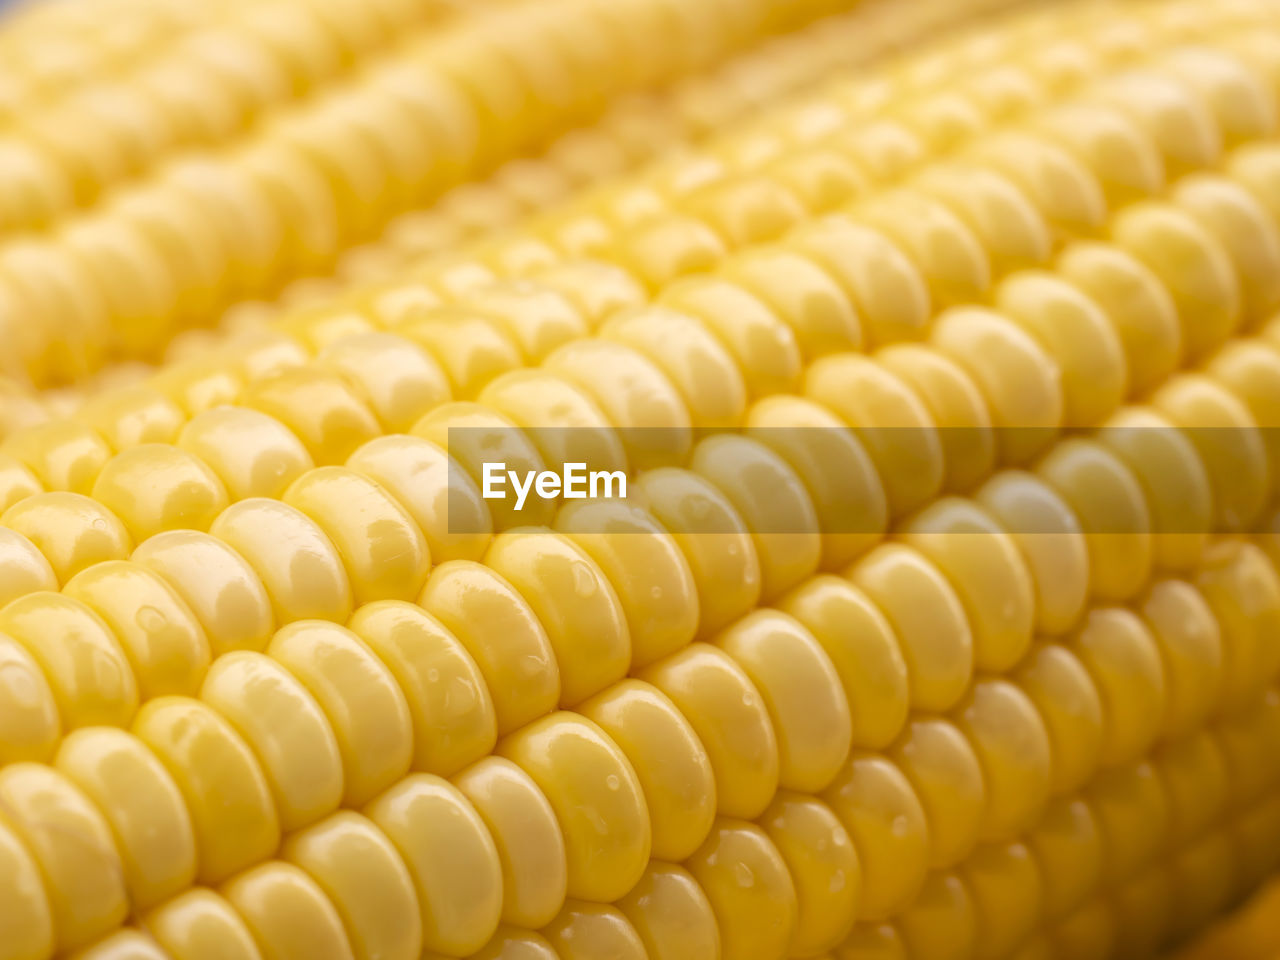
[0,0,484,231]
[0,0,855,391]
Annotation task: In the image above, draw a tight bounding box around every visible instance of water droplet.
[650,585,663,600]
[892,815,910,836]
[605,774,620,791]
[427,668,440,684]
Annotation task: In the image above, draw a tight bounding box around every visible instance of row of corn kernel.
[7,47,1280,616]
[51,0,1280,412]
[500,5,1280,305]
[0,0,1018,419]
[867,554,1280,958]
[167,0,1138,360]
[804,534,1280,958]
[0,0,1218,465]
[871,781,1280,960]
[0,0,844,389]
[0,0,241,120]
[281,0,1197,290]
[117,0,1269,435]
[15,478,1274,960]
[0,0,461,232]
[385,0,1238,286]
[10,0,1239,419]
[0,0,972,431]
[216,0,1029,327]
[2,9,1280,601]
[489,29,1280,303]
[69,0,1003,382]
[3,450,1271,960]
[842,547,1280,958]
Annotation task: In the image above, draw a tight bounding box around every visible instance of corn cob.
[1,0,974,427]
[0,0,241,120]
[4,0,1106,414]
[0,0,471,232]
[4,1,1280,960]
[31,0,1266,441]
[0,0,855,391]
[5,0,1273,490]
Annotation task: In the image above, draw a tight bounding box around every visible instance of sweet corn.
[6,0,1280,959]
[0,0,862,391]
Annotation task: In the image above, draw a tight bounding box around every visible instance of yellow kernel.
[497,712,650,903]
[267,620,412,807]
[893,871,977,960]
[890,717,986,869]
[714,609,851,793]
[418,559,559,735]
[178,406,315,501]
[54,727,196,909]
[220,861,354,960]
[577,679,716,862]
[960,842,1043,960]
[131,530,274,655]
[89,444,229,542]
[199,651,343,832]
[849,543,973,713]
[0,812,54,960]
[347,600,497,777]
[0,591,137,730]
[901,498,1035,672]
[761,792,861,955]
[451,756,568,928]
[640,642,778,820]
[685,819,798,960]
[1037,439,1153,602]
[210,498,353,624]
[632,468,762,639]
[281,812,422,960]
[2,491,133,583]
[364,773,502,956]
[541,901,647,960]
[1026,797,1104,921]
